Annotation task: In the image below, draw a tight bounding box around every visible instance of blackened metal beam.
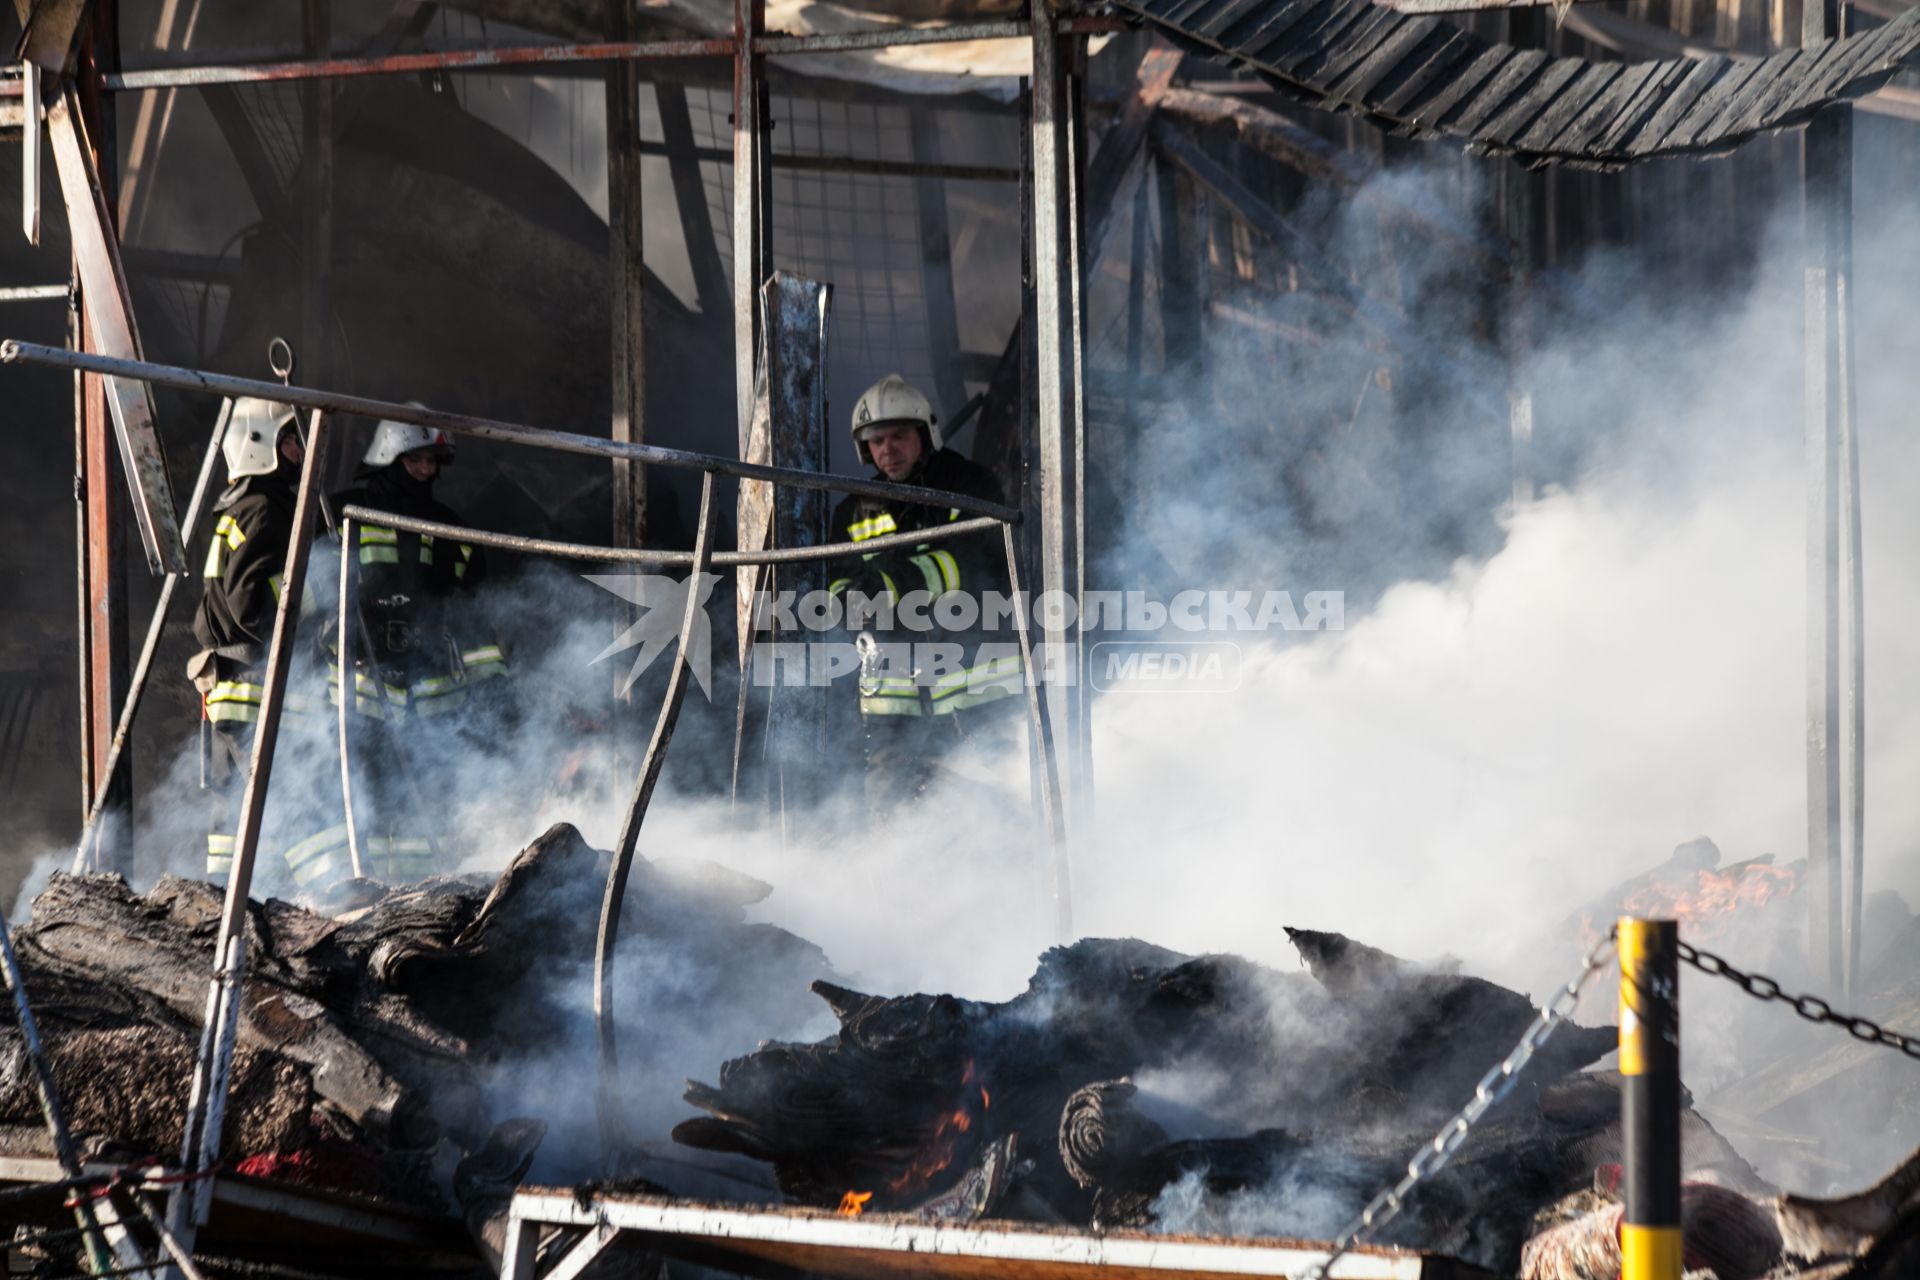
[733,0,770,454]
[300,0,334,391]
[607,0,648,559]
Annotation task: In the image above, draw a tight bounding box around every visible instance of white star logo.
[583,572,721,699]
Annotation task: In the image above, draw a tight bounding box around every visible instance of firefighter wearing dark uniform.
[289,416,508,892]
[189,398,312,885]
[828,375,1022,813]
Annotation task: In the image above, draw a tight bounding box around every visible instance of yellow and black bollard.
[1619,917,1682,1280]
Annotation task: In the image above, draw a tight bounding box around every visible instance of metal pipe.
[0,910,119,1274]
[70,402,229,874]
[1004,524,1069,942]
[104,37,737,89]
[98,17,1128,90]
[336,515,366,880]
[171,409,332,1239]
[1618,917,1680,1280]
[594,472,717,1164]
[0,342,1024,523]
[756,16,1121,54]
[0,284,67,302]
[337,504,1006,567]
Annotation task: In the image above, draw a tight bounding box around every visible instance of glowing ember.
[981,1086,991,1109]
[838,1190,873,1216]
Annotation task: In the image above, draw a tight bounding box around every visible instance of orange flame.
[888,1059,988,1194]
[838,1190,873,1216]
[981,1086,990,1110]
[1578,862,1804,953]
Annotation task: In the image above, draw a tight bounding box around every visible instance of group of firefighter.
[190,373,1021,900]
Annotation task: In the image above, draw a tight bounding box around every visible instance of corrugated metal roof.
[1112,0,1920,167]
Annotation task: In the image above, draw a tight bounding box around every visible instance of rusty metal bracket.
[44,82,184,575]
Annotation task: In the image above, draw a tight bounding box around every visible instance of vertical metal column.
[1618,917,1681,1280]
[300,0,333,393]
[77,5,132,874]
[607,0,648,559]
[1802,0,1859,998]
[1028,0,1085,933]
[732,0,770,454]
[1065,48,1092,823]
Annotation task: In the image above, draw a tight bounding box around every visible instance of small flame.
[838,1190,873,1216]
[981,1086,990,1110]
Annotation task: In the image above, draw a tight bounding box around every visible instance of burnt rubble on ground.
[3,827,1919,1280]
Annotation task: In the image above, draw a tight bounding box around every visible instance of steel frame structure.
[8,3,1099,1264]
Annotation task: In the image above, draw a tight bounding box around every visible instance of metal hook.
[267,337,295,385]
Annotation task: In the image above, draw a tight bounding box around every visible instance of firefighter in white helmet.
[285,413,509,893]
[827,374,1022,814]
[188,398,314,886]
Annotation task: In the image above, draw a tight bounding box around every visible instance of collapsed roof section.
[1111,0,1920,167]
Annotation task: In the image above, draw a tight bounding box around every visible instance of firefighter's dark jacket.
[827,446,1020,717]
[330,463,506,711]
[332,464,488,605]
[192,462,299,680]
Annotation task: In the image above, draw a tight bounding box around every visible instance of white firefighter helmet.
[363,409,454,468]
[850,374,940,466]
[221,397,300,481]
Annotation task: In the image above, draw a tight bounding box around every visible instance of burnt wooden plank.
[1401,45,1514,127]
[1792,23,1913,115]
[1551,60,1660,154]
[1161,0,1232,29]
[1376,32,1488,117]
[1480,56,1588,148]
[1445,48,1550,134]
[1695,50,1804,143]
[1337,24,1460,107]
[1173,0,1245,39]
[1625,56,1732,155]
[1223,0,1323,60]
[1239,0,1347,64]
[1217,0,1310,49]
[1763,35,1858,118]
[1663,55,1770,151]
[1518,62,1624,155]
[1195,0,1270,42]
[1269,2,1381,79]
[1300,6,1409,86]
[1317,11,1428,97]
[1742,49,1826,131]
[1589,59,1694,155]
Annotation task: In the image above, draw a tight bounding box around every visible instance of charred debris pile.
[2,830,1918,1280]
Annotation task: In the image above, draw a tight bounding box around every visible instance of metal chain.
[1677,942,1920,1061]
[1304,928,1619,1280]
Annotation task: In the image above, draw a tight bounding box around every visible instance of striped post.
[1619,917,1682,1280]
